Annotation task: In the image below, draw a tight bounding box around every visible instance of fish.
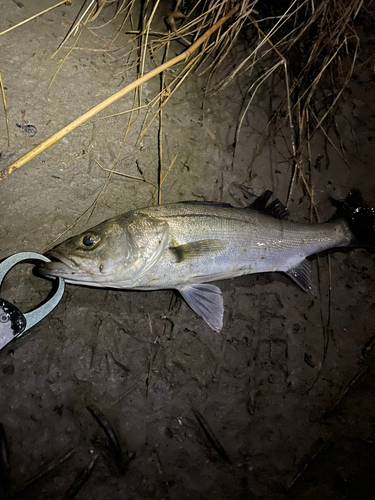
[37,189,375,332]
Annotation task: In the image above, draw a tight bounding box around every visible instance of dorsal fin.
[178,193,289,219]
[249,191,289,220]
[248,190,273,211]
[263,199,289,220]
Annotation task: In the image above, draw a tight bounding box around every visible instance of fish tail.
[341,189,375,246]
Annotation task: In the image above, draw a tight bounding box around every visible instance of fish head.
[37,213,170,287]
[37,218,144,286]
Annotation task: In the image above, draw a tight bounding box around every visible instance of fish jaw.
[37,246,127,288]
[37,250,97,283]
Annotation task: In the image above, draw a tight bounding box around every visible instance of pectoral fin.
[286,259,315,294]
[177,284,224,332]
[170,239,227,263]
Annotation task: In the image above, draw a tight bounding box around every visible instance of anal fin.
[286,259,315,294]
[177,284,224,332]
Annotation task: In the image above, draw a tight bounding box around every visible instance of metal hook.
[0,252,65,350]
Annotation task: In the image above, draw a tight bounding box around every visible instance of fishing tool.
[0,252,64,351]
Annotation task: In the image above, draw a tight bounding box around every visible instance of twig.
[109,0,135,46]
[150,153,178,202]
[193,409,230,463]
[87,403,129,475]
[97,104,149,120]
[323,367,368,418]
[0,72,9,146]
[51,0,96,57]
[158,40,170,204]
[139,0,162,107]
[6,449,74,499]
[97,162,156,188]
[0,3,240,183]
[136,54,202,144]
[62,455,98,500]
[288,438,331,490]
[41,189,105,251]
[48,29,83,89]
[0,1,71,37]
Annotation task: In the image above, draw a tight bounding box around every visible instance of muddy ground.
[0,1,375,499]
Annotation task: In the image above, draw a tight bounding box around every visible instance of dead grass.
[56,0,362,206]
[2,1,362,197]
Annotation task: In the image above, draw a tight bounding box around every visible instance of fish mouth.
[36,251,79,279]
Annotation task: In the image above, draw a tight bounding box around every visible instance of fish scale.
[131,205,350,287]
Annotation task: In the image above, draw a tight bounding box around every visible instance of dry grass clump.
[52,0,364,203]
[1,0,364,206]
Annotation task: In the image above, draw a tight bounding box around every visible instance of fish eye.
[79,233,100,249]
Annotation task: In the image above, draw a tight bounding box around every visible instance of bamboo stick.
[0,3,240,183]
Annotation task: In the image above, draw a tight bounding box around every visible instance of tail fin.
[341,189,375,246]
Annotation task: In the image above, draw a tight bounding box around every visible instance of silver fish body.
[37,197,361,331]
[98,202,351,289]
